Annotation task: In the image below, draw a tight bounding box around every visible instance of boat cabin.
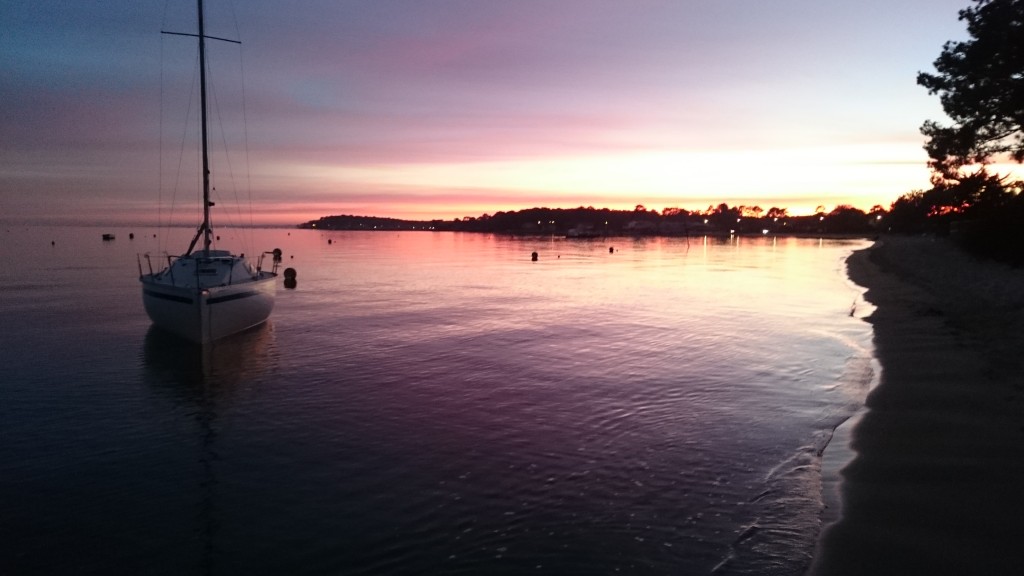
[148,250,258,289]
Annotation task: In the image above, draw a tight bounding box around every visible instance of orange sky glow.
[3,0,1019,228]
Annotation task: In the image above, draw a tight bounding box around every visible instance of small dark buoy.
[129,233,134,240]
[283,267,297,289]
[327,239,332,245]
[51,240,55,246]
[272,248,283,263]
[531,251,538,261]
[609,246,614,253]
[216,235,220,241]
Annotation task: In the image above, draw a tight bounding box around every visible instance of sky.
[0,0,999,226]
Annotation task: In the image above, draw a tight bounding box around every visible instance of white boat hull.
[141,272,276,344]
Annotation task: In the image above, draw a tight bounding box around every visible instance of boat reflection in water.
[141,322,275,573]
[143,322,274,391]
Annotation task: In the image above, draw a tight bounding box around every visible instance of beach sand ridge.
[809,235,1024,575]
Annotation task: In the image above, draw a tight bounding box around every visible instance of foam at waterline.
[805,248,885,570]
[711,342,878,575]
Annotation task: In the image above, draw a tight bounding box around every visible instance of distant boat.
[138,0,278,345]
[102,233,116,241]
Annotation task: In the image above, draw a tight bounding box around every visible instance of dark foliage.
[301,203,878,237]
[911,0,1024,264]
[888,171,1024,263]
[826,205,872,234]
[917,0,1024,175]
[956,205,1024,265]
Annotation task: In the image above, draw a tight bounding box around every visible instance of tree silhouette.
[741,205,764,218]
[917,0,1024,177]
[825,205,871,233]
[903,0,1024,263]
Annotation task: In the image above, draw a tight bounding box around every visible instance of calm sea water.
[0,226,873,575]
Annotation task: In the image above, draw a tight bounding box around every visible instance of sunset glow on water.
[1,226,874,575]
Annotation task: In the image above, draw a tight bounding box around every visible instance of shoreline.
[809,235,1024,574]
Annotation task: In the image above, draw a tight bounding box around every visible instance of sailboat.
[139,0,278,345]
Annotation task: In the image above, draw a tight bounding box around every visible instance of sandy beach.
[809,235,1024,575]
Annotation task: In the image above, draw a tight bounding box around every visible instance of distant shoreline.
[300,206,883,237]
[3,222,875,243]
[308,228,876,240]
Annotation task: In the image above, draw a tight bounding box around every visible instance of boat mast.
[163,0,240,257]
[197,0,212,254]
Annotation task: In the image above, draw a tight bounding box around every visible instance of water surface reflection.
[141,324,276,575]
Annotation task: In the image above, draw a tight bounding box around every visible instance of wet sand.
[809,235,1024,575]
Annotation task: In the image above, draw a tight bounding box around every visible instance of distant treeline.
[302,0,1024,263]
[299,203,886,236]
